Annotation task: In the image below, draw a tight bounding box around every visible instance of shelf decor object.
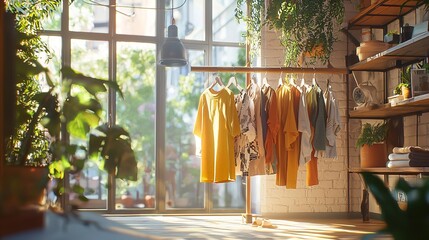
[411,68,429,97]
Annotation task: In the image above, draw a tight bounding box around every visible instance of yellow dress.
[194,88,241,183]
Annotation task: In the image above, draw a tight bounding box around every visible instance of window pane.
[39,36,62,88]
[212,176,246,209]
[212,0,246,42]
[41,3,62,31]
[115,42,157,210]
[165,0,205,41]
[116,0,156,36]
[69,40,109,209]
[69,0,109,33]
[165,50,205,209]
[212,46,246,67]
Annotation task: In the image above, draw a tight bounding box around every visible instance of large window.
[41,0,247,214]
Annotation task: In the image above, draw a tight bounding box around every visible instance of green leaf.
[67,112,101,139]
[88,124,137,181]
[78,195,89,202]
[61,66,124,99]
[362,173,408,239]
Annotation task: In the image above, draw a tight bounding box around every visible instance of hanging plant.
[236,0,344,67]
[235,0,265,61]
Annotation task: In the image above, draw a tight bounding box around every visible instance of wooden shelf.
[350,93,429,119]
[349,32,429,71]
[349,167,429,175]
[349,0,421,29]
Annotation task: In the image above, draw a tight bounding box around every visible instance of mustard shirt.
[194,88,241,183]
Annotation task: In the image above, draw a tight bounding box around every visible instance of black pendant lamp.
[159,1,187,67]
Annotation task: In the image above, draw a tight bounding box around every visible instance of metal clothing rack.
[191,65,347,224]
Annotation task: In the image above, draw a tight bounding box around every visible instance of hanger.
[289,74,296,86]
[208,74,224,90]
[226,76,243,91]
[300,73,306,87]
[327,78,331,90]
[312,72,317,86]
[278,71,283,86]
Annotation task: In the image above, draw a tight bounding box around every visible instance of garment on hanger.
[305,83,319,187]
[261,84,268,149]
[247,81,267,176]
[298,83,312,165]
[261,83,279,174]
[233,88,257,176]
[275,84,299,188]
[193,86,240,183]
[286,84,301,189]
[324,82,341,158]
[314,83,326,156]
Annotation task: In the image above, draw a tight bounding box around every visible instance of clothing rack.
[190,65,347,224]
[190,66,348,74]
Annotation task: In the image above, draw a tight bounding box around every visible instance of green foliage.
[4,0,62,166]
[235,0,265,61]
[89,124,137,181]
[235,0,344,66]
[356,122,388,148]
[362,173,429,239]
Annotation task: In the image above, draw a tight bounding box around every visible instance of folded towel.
[393,146,429,154]
[409,159,429,167]
[409,152,429,161]
[387,160,410,168]
[388,153,410,161]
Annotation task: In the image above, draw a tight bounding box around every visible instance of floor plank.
[107,215,389,239]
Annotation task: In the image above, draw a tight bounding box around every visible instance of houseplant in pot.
[394,65,412,99]
[356,121,388,168]
[384,30,400,44]
[1,15,137,230]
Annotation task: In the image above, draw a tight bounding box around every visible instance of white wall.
[259,2,429,216]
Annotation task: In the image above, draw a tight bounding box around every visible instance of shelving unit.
[349,167,429,175]
[346,1,429,217]
[348,0,422,29]
[349,31,429,71]
[349,94,429,119]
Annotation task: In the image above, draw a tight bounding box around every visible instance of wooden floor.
[107,215,390,239]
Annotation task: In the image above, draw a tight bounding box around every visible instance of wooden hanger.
[278,72,283,86]
[208,75,224,90]
[226,76,243,91]
[312,72,317,86]
[300,73,306,87]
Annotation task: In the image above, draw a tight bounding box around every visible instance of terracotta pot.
[304,44,324,57]
[0,166,48,236]
[1,166,49,212]
[402,86,411,99]
[360,143,387,168]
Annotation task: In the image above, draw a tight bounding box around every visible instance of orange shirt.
[275,84,299,188]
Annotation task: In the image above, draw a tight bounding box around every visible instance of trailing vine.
[235,0,344,67]
[235,0,265,62]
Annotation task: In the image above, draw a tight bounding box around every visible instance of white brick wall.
[259,1,357,215]
[259,2,429,216]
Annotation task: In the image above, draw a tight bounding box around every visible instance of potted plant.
[384,30,400,44]
[356,122,388,168]
[1,5,137,218]
[362,172,429,239]
[235,0,345,66]
[394,65,412,99]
